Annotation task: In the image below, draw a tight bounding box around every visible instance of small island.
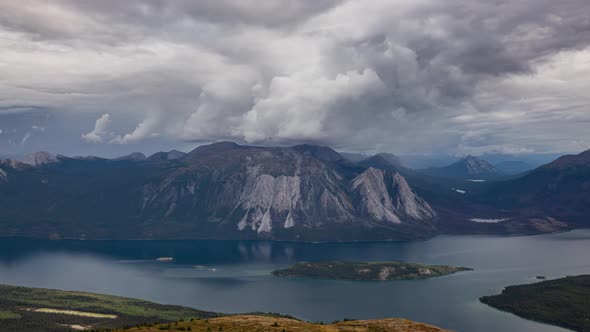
[480,275,590,332]
[272,261,472,281]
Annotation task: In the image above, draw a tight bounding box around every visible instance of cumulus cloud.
[82,113,112,143]
[111,116,160,144]
[1,0,590,155]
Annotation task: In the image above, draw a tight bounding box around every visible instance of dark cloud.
[0,0,589,156]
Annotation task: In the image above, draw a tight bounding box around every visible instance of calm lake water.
[2,230,590,331]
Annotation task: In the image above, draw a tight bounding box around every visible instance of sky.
[1,0,590,158]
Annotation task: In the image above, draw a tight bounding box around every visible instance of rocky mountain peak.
[423,155,499,179]
[452,156,499,177]
[21,151,58,166]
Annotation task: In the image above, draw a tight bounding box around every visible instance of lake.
[1,230,590,331]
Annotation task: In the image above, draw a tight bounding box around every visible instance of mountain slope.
[0,143,437,241]
[0,284,216,332]
[132,315,450,332]
[483,150,590,226]
[422,156,501,179]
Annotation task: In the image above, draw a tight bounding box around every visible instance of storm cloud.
[1,0,590,156]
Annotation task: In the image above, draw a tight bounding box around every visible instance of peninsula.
[480,275,590,332]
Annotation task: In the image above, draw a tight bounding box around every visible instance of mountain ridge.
[0,142,437,241]
[0,143,587,241]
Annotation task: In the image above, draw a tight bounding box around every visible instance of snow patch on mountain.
[470,218,510,223]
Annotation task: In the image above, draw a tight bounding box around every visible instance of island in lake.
[480,275,590,332]
[272,261,472,281]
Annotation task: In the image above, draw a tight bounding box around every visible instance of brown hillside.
[129,314,450,332]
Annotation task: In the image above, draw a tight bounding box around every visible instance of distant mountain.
[115,152,146,161]
[359,153,405,171]
[339,152,369,162]
[422,156,501,179]
[147,149,186,162]
[484,150,590,226]
[480,152,563,169]
[71,155,106,161]
[21,151,58,166]
[493,160,533,175]
[0,142,437,241]
[397,155,461,169]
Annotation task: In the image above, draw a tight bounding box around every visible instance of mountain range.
[0,142,587,241]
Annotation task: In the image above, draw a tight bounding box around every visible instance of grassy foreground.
[0,284,217,331]
[480,275,590,332]
[128,315,450,332]
[272,261,472,281]
[0,284,451,332]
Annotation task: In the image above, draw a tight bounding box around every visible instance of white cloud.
[111,116,160,144]
[1,0,590,154]
[239,68,386,142]
[82,113,112,143]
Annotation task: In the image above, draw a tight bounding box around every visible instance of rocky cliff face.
[351,168,435,224]
[0,143,438,241]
